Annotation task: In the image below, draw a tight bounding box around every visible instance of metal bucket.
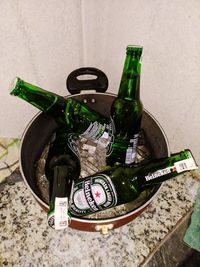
[19,68,170,234]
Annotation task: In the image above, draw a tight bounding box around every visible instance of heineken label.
[54,197,69,229]
[105,117,115,156]
[67,134,80,159]
[144,166,172,181]
[69,174,117,216]
[125,134,139,164]
[174,158,197,173]
[80,119,115,156]
[81,121,107,140]
[48,197,70,230]
[144,157,198,182]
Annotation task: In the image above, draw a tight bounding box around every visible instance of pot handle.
[66,67,109,95]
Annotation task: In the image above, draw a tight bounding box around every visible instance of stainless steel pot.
[19,68,170,234]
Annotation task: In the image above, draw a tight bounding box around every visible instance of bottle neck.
[118,49,142,101]
[49,165,72,211]
[138,149,197,188]
[10,78,109,129]
[10,77,65,112]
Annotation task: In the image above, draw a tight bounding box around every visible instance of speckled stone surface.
[143,210,197,267]
[0,171,200,267]
[0,138,20,183]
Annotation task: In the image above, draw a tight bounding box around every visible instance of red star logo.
[172,166,177,172]
[95,191,101,198]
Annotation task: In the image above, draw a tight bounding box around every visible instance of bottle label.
[144,157,198,182]
[67,134,80,159]
[80,119,115,156]
[54,197,69,229]
[47,197,69,230]
[69,174,117,216]
[105,117,115,156]
[125,134,139,164]
[174,158,198,173]
[144,167,172,181]
[81,121,107,140]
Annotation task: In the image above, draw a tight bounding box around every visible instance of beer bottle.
[69,149,198,217]
[46,129,80,229]
[107,46,143,166]
[10,77,114,143]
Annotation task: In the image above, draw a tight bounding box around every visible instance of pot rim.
[19,92,170,223]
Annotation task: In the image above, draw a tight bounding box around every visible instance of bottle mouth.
[126,45,143,55]
[9,77,20,95]
[127,45,143,49]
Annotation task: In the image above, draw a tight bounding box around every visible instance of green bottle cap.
[9,77,21,95]
[47,211,55,229]
[126,45,143,56]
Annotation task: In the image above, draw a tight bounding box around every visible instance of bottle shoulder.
[111,98,143,115]
[111,97,143,107]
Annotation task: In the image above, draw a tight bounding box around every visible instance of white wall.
[1,0,200,163]
[0,0,83,137]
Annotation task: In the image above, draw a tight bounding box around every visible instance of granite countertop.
[0,137,200,266]
[1,168,200,267]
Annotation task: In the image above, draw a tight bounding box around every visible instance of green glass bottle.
[107,46,143,166]
[46,129,80,229]
[69,149,198,217]
[10,77,114,142]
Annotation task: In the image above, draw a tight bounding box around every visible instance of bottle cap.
[126,45,143,56]
[9,77,21,95]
